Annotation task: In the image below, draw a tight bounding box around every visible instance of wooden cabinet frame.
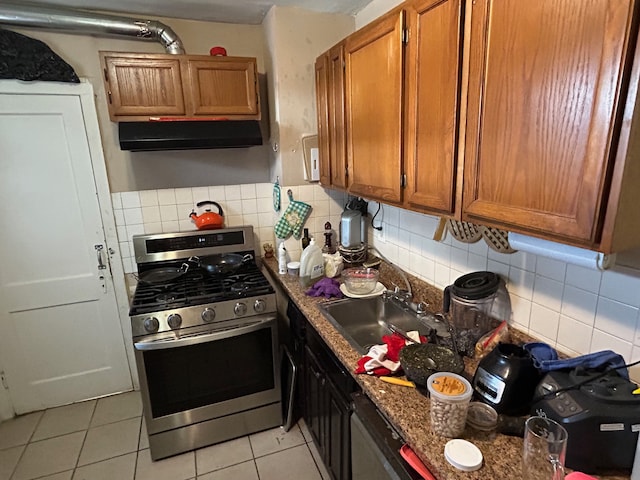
[100,52,259,122]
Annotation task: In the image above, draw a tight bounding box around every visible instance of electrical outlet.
[374,226,386,243]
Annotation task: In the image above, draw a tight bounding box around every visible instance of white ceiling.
[25,0,374,24]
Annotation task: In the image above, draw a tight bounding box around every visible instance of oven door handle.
[133,319,273,351]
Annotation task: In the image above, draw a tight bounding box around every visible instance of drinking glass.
[522,416,568,480]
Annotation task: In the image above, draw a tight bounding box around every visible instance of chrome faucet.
[367,245,412,299]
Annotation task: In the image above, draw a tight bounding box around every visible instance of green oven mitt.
[274,190,312,240]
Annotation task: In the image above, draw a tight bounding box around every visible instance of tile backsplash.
[111,183,347,273]
[111,186,640,382]
[365,202,640,383]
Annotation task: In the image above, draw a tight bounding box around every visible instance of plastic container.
[287,261,300,277]
[466,402,498,432]
[341,267,379,295]
[299,238,324,287]
[427,372,473,437]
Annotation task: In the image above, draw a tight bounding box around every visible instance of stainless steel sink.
[319,296,434,353]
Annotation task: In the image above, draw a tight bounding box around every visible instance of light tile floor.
[0,391,330,480]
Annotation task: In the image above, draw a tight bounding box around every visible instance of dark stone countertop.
[262,257,630,480]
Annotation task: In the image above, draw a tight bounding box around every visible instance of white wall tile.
[225,200,242,216]
[509,250,536,272]
[179,219,195,231]
[225,185,242,200]
[508,267,535,301]
[488,260,510,280]
[177,204,193,220]
[157,189,176,206]
[120,191,140,209]
[450,246,468,273]
[532,276,564,312]
[594,297,639,341]
[241,198,258,214]
[509,294,531,332]
[468,240,489,257]
[384,205,400,227]
[244,214,260,227]
[432,242,451,266]
[161,221,179,232]
[600,270,640,308]
[256,183,272,198]
[591,329,632,360]
[297,185,314,202]
[141,206,161,224]
[434,263,450,289]
[111,192,122,209]
[144,222,163,234]
[125,224,145,238]
[123,208,143,225]
[241,183,257,199]
[312,200,330,218]
[159,205,178,222]
[529,303,560,340]
[468,253,487,272]
[535,257,567,282]
[116,226,127,241]
[139,190,158,207]
[207,186,225,201]
[565,264,601,293]
[113,209,125,227]
[397,246,411,271]
[561,286,597,326]
[557,315,592,354]
[175,188,193,205]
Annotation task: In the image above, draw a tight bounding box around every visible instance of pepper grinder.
[323,222,336,254]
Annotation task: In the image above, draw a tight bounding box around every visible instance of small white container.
[427,372,473,438]
[287,261,300,277]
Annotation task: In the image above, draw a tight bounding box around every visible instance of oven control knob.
[143,317,159,333]
[254,299,267,313]
[167,313,182,329]
[234,302,248,316]
[201,308,216,323]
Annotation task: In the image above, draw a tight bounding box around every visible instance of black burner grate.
[129,263,273,315]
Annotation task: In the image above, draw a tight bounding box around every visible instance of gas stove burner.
[231,282,250,293]
[156,293,178,303]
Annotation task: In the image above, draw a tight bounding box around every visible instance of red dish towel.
[354,332,425,376]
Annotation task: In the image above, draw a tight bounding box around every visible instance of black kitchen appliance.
[531,368,640,474]
[472,343,541,414]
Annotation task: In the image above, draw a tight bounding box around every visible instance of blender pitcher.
[443,271,507,338]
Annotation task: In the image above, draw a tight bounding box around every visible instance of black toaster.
[531,368,640,474]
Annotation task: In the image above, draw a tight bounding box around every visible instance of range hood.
[118,120,263,151]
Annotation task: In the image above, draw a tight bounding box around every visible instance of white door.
[0,84,132,414]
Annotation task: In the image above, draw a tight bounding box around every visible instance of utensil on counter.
[189,200,225,230]
[380,377,416,388]
[399,444,437,480]
[189,253,253,276]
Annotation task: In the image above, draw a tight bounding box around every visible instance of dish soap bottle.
[299,238,324,287]
[278,241,287,275]
[301,228,310,250]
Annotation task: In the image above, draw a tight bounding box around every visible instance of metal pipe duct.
[0,3,185,54]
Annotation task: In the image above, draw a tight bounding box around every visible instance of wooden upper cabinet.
[404,0,463,215]
[185,58,258,116]
[462,0,636,246]
[328,44,347,190]
[102,55,186,118]
[315,52,332,186]
[345,11,405,203]
[100,52,259,121]
[315,43,348,190]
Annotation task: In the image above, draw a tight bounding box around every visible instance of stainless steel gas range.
[129,226,281,460]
